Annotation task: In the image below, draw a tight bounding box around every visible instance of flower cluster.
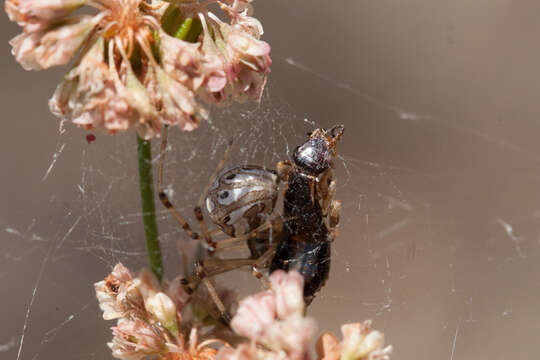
[5,0,271,138]
[94,263,221,360]
[220,270,392,360]
[95,265,392,360]
[222,270,316,360]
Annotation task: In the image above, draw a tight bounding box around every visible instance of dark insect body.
[158,125,344,321]
[270,126,343,304]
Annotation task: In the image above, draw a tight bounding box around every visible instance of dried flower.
[316,321,393,360]
[5,0,85,32]
[96,263,227,360]
[316,332,341,360]
[109,318,166,360]
[5,0,271,137]
[96,265,392,360]
[94,263,146,320]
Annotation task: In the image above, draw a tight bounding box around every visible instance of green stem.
[136,11,204,282]
[137,135,163,281]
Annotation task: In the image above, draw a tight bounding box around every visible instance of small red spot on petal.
[86,134,96,144]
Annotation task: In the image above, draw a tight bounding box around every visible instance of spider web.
[4,1,540,359]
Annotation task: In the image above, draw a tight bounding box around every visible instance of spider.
[158,124,344,322]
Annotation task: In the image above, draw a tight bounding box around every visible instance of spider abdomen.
[205,165,279,237]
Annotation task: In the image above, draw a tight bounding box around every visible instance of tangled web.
[6,56,540,360]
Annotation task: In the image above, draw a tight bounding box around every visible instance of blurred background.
[3,0,540,359]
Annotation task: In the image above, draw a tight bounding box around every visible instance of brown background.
[3,0,540,359]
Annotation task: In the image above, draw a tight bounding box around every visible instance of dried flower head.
[316,321,393,360]
[94,263,146,320]
[109,318,167,360]
[96,263,225,360]
[5,0,271,138]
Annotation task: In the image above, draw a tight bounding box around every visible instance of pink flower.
[340,322,391,360]
[153,66,207,131]
[316,322,393,360]
[5,0,85,32]
[94,263,146,320]
[109,319,166,360]
[230,290,276,340]
[263,316,316,359]
[229,270,315,360]
[9,14,102,70]
[316,333,340,360]
[269,270,305,318]
[6,0,272,137]
[217,343,285,360]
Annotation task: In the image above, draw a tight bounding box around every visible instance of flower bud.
[145,292,179,337]
[269,269,305,318]
[341,322,389,360]
[231,290,276,340]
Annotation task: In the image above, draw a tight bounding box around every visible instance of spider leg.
[181,257,256,325]
[158,125,200,240]
[213,215,284,254]
[251,243,278,288]
[180,227,281,324]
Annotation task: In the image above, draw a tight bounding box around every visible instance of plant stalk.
[136,13,203,281]
[137,135,163,281]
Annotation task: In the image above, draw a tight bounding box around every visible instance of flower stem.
[136,13,204,282]
[137,134,163,281]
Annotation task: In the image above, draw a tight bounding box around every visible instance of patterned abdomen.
[205,165,279,237]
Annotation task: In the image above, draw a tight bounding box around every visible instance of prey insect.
[158,125,344,322]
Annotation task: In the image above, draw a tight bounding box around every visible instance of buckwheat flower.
[6,0,272,137]
[219,1,263,38]
[153,66,206,131]
[269,270,304,318]
[217,343,257,360]
[5,0,85,32]
[229,270,316,360]
[217,343,285,360]
[316,321,393,360]
[340,322,391,360]
[146,292,179,336]
[230,290,276,340]
[159,32,206,90]
[263,316,316,360]
[109,318,166,360]
[316,332,341,360]
[94,263,146,320]
[9,14,103,70]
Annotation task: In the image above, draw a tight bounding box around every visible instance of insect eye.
[226,173,236,180]
[219,191,229,199]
